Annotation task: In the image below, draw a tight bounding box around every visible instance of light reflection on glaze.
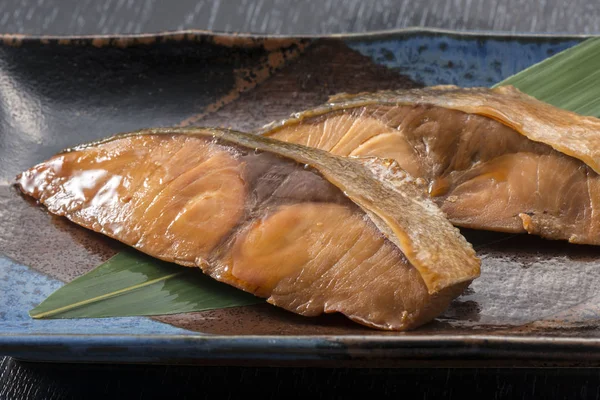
[439,231,600,328]
[0,63,45,143]
[63,169,109,203]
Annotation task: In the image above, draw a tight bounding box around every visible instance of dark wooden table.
[2,1,600,399]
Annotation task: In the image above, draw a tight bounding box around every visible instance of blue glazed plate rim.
[4,333,600,364]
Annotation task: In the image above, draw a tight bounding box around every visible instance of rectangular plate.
[1,29,599,366]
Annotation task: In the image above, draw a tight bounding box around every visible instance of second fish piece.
[262,85,600,245]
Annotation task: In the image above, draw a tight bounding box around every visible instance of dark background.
[1,1,600,399]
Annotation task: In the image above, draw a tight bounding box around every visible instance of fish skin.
[16,127,479,331]
[262,86,600,245]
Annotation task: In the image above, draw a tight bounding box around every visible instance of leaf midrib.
[30,272,184,318]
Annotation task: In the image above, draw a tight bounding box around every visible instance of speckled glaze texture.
[3,30,599,365]
[346,34,579,86]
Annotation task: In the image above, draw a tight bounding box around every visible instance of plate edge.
[0,27,594,45]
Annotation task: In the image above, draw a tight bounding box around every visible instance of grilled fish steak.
[17,127,479,330]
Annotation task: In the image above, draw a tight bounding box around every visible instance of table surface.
[2,0,600,36]
[2,1,600,399]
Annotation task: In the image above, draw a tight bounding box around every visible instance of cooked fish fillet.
[262,85,600,244]
[16,127,479,330]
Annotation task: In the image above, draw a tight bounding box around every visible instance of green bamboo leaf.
[495,37,600,116]
[30,250,262,319]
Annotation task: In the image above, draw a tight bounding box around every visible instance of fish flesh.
[262,85,600,245]
[16,127,479,330]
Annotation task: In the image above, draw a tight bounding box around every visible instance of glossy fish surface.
[17,127,479,330]
[263,85,600,245]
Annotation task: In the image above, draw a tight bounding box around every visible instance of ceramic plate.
[1,29,598,366]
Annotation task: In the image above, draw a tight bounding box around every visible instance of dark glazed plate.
[1,29,599,366]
